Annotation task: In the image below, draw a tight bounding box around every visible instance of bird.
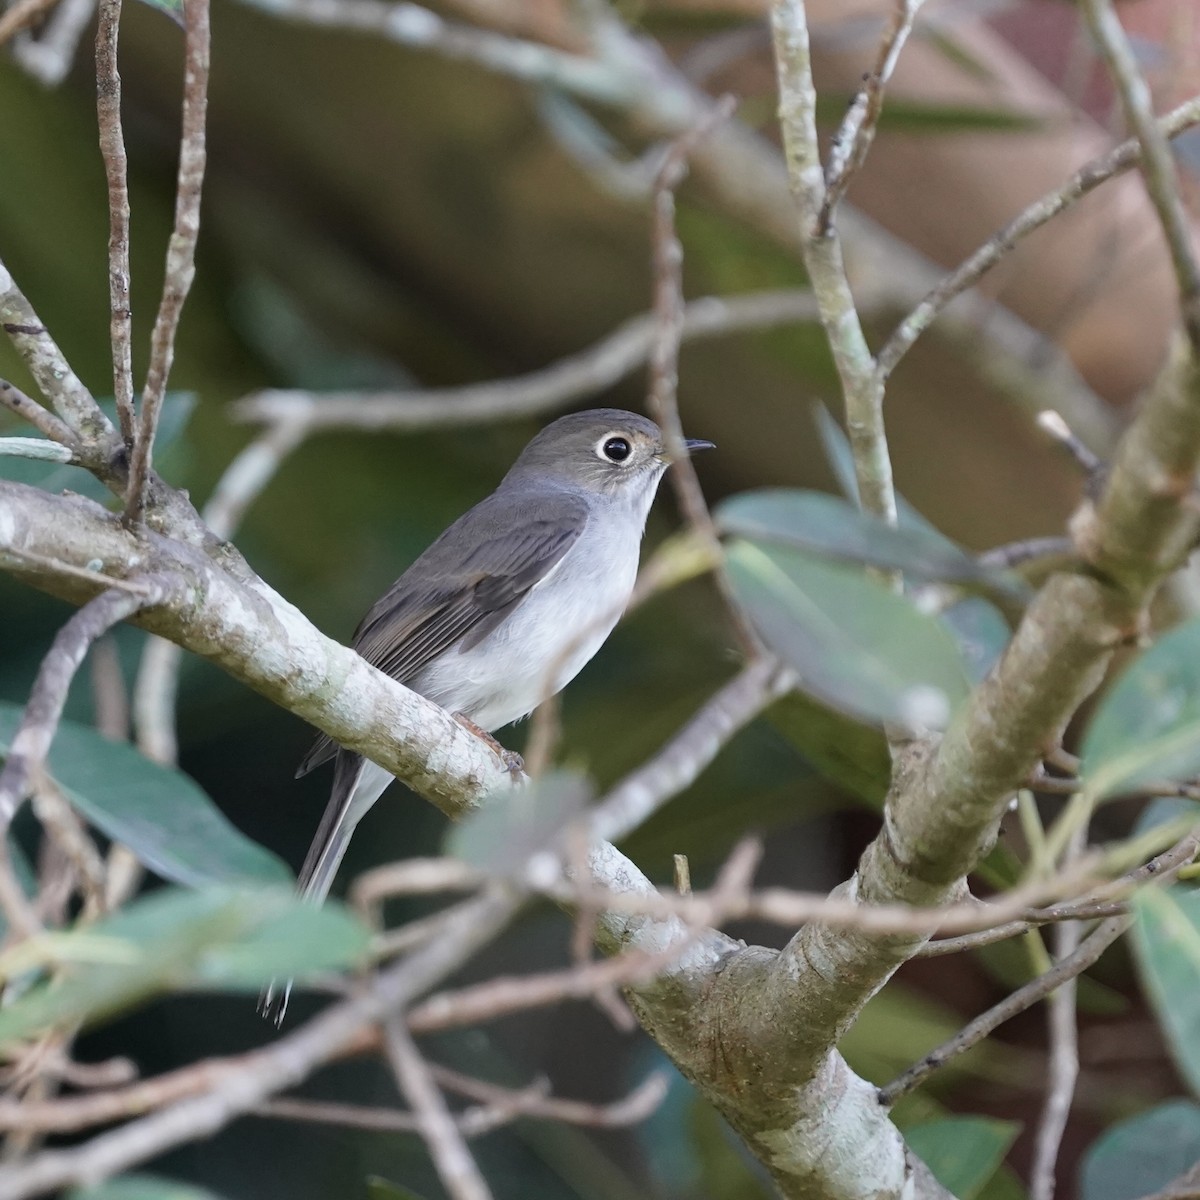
[260,408,713,1024]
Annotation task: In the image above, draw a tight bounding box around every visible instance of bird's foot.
[453,712,526,780]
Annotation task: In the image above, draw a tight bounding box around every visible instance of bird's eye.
[599,435,632,463]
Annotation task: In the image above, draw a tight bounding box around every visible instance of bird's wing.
[296,487,590,777]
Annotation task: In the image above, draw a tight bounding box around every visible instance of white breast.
[411,491,654,732]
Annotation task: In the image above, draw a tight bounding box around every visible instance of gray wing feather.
[296,487,589,776]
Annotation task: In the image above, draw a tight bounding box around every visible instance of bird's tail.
[258,755,393,1027]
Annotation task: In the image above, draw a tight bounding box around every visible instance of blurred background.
[2,0,1199,1195]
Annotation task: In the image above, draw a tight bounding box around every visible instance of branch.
[819,0,923,234]
[0,256,114,452]
[770,0,895,525]
[233,290,824,432]
[1080,0,1200,328]
[124,0,209,523]
[95,0,135,449]
[232,0,628,106]
[879,915,1130,1106]
[382,1020,492,1200]
[876,93,1200,383]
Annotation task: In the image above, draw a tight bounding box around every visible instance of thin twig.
[770,0,896,527]
[89,637,130,742]
[590,657,793,845]
[1081,0,1200,329]
[0,380,80,450]
[0,261,113,448]
[1030,825,1087,1200]
[382,1020,493,1200]
[0,0,59,45]
[8,0,94,85]
[819,0,923,234]
[233,0,629,106]
[124,0,210,524]
[876,93,1200,381]
[233,290,826,431]
[95,0,135,449]
[879,914,1130,1106]
[0,580,172,829]
[644,94,759,658]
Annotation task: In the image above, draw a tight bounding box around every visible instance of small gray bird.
[260,408,712,1024]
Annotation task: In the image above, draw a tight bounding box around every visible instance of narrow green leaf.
[1080,618,1200,801]
[1132,886,1200,1097]
[446,770,590,872]
[68,1174,227,1200]
[1080,1101,1200,1200]
[905,1117,1020,1200]
[812,406,945,537]
[940,598,1010,684]
[725,539,971,730]
[0,886,371,1045]
[815,95,1043,134]
[716,490,1022,595]
[130,0,185,23]
[367,1179,430,1200]
[0,703,290,888]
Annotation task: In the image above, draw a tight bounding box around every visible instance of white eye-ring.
[596,433,632,463]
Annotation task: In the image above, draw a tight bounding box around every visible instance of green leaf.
[130,0,185,25]
[445,770,590,872]
[0,393,195,498]
[815,95,1043,134]
[1080,1101,1200,1200]
[941,598,1010,685]
[0,703,290,888]
[905,1117,1020,1200]
[0,886,371,1045]
[68,1174,228,1200]
[1081,617,1200,801]
[813,406,945,538]
[716,490,1023,595]
[367,1179,430,1200]
[725,539,971,730]
[1132,886,1200,1096]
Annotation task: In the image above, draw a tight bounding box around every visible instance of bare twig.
[124,0,210,524]
[590,657,793,845]
[233,0,628,106]
[234,290,826,432]
[819,0,923,234]
[8,0,94,85]
[1030,826,1087,1200]
[0,0,59,46]
[0,580,173,829]
[381,1020,493,1200]
[95,0,135,448]
[0,259,114,448]
[0,380,80,449]
[1081,0,1200,329]
[431,1063,667,1128]
[879,914,1130,1106]
[1038,410,1104,478]
[876,93,1200,382]
[89,637,130,742]
[770,0,895,527]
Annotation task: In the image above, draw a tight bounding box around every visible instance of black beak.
[684,438,715,454]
